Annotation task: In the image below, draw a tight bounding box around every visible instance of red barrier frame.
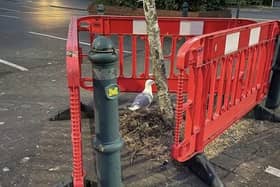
[172,21,280,162]
[66,15,259,187]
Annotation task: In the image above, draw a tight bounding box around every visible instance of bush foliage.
[99,0,269,10]
[99,0,226,11]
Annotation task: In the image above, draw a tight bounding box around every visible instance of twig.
[130,150,138,165]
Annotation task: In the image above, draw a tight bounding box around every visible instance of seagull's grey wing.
[131,93,152,108]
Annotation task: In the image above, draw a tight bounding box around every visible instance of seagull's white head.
[143,79,154,94]
[145,79,154,87]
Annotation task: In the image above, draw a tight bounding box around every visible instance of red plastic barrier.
[68,16,256,92]
[66,16,258,187]
[172,21,280,162]
[66,18,84,187]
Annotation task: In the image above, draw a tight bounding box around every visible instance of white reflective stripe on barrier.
[180,21,204,35]
[133,20,147,35]
[249,27,261,46]
[225,32,240,54]
[133,20,204,36]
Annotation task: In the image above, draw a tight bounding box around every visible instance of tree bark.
[143,0,174,125]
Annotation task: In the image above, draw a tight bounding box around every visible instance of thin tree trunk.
[143,0,174,125]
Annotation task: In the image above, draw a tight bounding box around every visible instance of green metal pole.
[88,36,123,187]
[236,0,240,18]
[96,3,105,15]
[182,1,189,17]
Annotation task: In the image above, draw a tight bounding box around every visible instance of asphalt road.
[0,1,280,186]
[0,0,90,72]
[0,1,90,186]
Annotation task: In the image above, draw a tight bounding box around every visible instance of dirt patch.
[119,106,258,163]
[205,119,255,159]
[120,106,173,162]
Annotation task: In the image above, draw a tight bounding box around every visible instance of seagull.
[128,79,155,111]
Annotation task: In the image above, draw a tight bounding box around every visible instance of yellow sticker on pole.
[105,84,119,99]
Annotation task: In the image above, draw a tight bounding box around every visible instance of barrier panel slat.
[118,35,124,77]
[172,21,279,162]
[207,61,217,120]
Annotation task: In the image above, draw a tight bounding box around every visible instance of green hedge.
[98,0,270,10]
[98,0,226,11]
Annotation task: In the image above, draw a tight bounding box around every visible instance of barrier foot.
[49,102,94,121]
[253,105,280,122]
[185,153,224,187]
[56,177,97,187]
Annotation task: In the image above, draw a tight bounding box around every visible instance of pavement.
[0,1,280,187]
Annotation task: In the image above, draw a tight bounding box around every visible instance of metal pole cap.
[96,4,105,15]
[182,1,189,8]
[88,36,118,65]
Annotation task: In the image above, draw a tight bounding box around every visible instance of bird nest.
[119,106,173,162]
